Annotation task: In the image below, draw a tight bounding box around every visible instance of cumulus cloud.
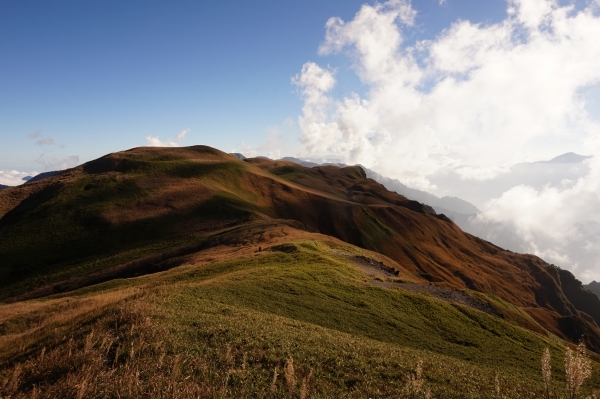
[295,0,600,188]
[34,154,79,171]
[231,142,255,158]
[0,170,39,186]
[145,136,179,147]
[295,0,600,281]
[145,129,191,147]
[468,152,600,282]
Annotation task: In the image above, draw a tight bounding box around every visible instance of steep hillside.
[1,145,600,354]
[0,146,600,350]
[278,156,481,215]
[1,145,600,397]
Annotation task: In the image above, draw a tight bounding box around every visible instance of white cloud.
[176,128,190,140]
[236,142,257,158]
[473,154,600,282]
[145,136,180,147]
[295,0,600,281]
[295,0,600,188]
[34,154,79,171]
[145,128,191,147]
[454,165,510,181]
[0,170,39,186]
[27,131,65,148]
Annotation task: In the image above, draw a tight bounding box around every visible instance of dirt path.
[343,252,500,317]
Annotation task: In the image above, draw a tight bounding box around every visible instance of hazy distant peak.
[438,196,480,215]
[25,170,62,184]
[21,175,34,181]
[545,152,592,164]
[587,281,600,296]
[230,153,247,160]
[280,157,320,167]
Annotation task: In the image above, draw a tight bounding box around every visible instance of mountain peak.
[587,281,600,296]
[547,152,592,163]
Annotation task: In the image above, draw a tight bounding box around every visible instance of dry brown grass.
[1,295,204,398]
[566,343,593,399]
[0,287,596,399]
[0,288,139,351]
[0,288,316,398]
[542,347,552,399]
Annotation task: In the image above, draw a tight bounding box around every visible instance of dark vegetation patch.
[268,165,310,181]
[119,159,245,180]
[269,244,299,253]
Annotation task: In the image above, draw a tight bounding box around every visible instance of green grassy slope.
[164,244,557,373]
[1,240,599,398]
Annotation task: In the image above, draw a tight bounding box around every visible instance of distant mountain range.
[429,152,593,210]
[587,281,600,296]
[22,170,62,183]
[0,184,8,191]
[363,169,480,215]
[277,157,480,217]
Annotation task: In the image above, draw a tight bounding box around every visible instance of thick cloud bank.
[472,153,600,283]
[295,0,600,282]
[0,170,38,186]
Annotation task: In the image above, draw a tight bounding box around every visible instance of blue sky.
[1,0,513,173]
